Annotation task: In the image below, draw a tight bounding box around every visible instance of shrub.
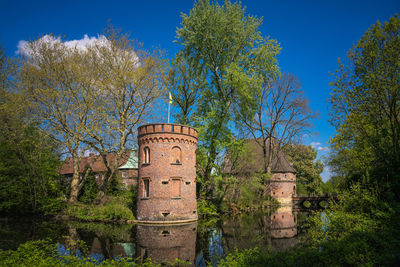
[66,197,135,222]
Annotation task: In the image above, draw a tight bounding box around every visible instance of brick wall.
[266,172,296,204]
[136,123,198,221]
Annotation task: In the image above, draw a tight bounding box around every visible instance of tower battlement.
[138,123,198,139]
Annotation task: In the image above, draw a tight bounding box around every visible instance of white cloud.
[17,34,139,67]
[17,34,109,56]
[310,142,321,148]
[318,146,330,151]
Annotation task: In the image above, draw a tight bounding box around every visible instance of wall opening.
[161,230,170,236]
[170,146,182,164]
[162,181,169,185]
[143,147,150,164]
[143,179,149,198]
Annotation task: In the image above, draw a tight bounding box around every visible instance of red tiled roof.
[59,152,131,175]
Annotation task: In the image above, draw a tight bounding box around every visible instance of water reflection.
[1,207,305,265]
[267,206,298,251]
[136,223,197,264]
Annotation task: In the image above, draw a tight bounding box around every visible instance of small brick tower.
[136,123,198,222]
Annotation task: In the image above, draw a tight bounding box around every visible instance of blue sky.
[1,0,399,181]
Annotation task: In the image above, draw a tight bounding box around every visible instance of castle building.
[136,123,198,222]
[223,138,296,205]
[59,151,138,187]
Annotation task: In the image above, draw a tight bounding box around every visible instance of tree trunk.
[266,138,273,174]
[69,155,80,203]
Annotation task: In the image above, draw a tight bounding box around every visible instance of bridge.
[292,196,337,209]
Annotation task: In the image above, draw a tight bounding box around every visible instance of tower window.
[143,147,150,164]
[143,179,150,198]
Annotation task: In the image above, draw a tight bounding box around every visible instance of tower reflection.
[267,206,298,251]
[136,222,197,264]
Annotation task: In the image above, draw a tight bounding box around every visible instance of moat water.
[0,207,312,266]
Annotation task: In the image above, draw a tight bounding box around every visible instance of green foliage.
[66,197,135,221]
[176,0,280,192]
[284,144,323,195]
[0,72,63,215]
[0,239,183,266]
[328,15,400,200]
[308,184,392,245]
[166,52,205,125]
[127,185,138,217]
[217,183,400,266]
[235,173,271,210]
[105,173,123,196]
[77,171,99,204]
[197,198,219,218]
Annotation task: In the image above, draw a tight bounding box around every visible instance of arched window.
[170,146,182,164]
[143,147,150,164]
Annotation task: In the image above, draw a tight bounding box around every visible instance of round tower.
[136,123,198,222]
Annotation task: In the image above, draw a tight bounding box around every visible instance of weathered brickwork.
[266,172,296,204]
[119,169,138,187]
[136,123,198,221]
[136,223,197,264]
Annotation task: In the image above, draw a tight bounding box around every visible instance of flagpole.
[168,101,170,123]
[168,92,172,123]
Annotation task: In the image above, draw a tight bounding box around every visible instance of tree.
[0,46,62,214]
[329,15,400,199]
[165,52,205,125]
[21,36,100,202]
[20,29,164,202]
[176,0,280,195]
[236,73,315,173]
[81,28,165,200]
[284,144,323,195]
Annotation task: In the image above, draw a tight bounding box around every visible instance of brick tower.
[136,123,198,222]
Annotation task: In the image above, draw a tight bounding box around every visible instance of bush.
[0,239,175,266]
[197,198,218,218]
[77,172,98,204]
[66,198,135,222]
